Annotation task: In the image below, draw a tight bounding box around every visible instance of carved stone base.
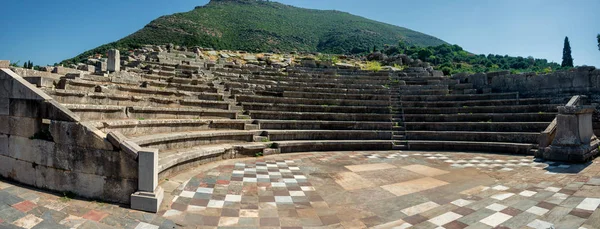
[541,138,599,162]
[131,186,164,213]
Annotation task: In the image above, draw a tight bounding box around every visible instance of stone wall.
[462,67,600,97]
[0,69,137,204]
[461,67,600,136]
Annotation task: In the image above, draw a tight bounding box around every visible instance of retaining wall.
[0,69,137,203]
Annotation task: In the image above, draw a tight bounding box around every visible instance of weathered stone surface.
[108,49,121,72]
[131,186,164,213]
[0,60,10,68]
[138,148,159,192]
[49,121,113,151]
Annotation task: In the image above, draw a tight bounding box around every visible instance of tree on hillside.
[597,34,599,51]
[561,36,573,67]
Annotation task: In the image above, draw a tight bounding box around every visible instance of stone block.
[2,69,53,101]
[6,136,54,167]
[0,116,8,134]
[0,154,36,186]
[469,73,487,88]
[9,99,41,118]
[0,98,8,115]
[131,186,164,213]
[552,114,580,146]
[579,113,594,144]
[108,49,121,72]
[0,134,8,157]
[96,62,107,72]
[41,100,80,122]
[120,140,141,158]
[52,66,65,74]
[49,121,113,150]
[7,116,40,138]
[138,148,158,192]
[107,131,128,149]
[0,60,9,68]
[0,79,13,99]
[464,89,477,94]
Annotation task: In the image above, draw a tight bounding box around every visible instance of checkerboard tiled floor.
[2,150,600,228]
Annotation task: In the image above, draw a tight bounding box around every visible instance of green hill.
[64,0,447,64]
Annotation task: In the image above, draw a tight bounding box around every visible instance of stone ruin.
[1,45,598,212]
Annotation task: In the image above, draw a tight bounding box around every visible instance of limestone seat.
[256,120,392,130]
[240,102,390,114]
[273,140,394,153]
[130,130,260,151]
[247,110,392,122]
[262,130,393,141]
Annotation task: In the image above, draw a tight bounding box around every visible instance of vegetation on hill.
[381,41,563,75]
[62,0,447,64]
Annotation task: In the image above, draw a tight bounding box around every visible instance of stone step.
[404,113,557,122]
[403,104,560,114]
[234,74,390,85]
[406,140,536,155]
[401,98,556,108]
[276,91,391,101]
[224,77,387,90]
[406,131,539,144]
[392,144,409,150]
[235,95,390,107]
[158,142,268,178]
[400,92,519,102]
[392,135,406,140]
[396,89,449,96]
[256,120,392,130]
[263,130,393,141]
[130,130,260,151]
[145,80,218,93]
[45,89,232,110]
[89,119,253,137]
[392,126,405,131]
[404,122,549,132]
[240,102,390,114]
[273,140,393,153]
[262,85,390,95]
[248,110,392,122]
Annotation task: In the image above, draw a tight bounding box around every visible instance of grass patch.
[364,61,382,72]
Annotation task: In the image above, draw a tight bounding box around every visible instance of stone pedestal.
[107,49,120,73]
[130,148,163,212]
[541,105,599,162]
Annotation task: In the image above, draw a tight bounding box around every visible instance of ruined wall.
[0,69,137,204]
[461,67,600,136]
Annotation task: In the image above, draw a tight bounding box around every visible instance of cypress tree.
[597,34,599,51]
[561,37,573,67]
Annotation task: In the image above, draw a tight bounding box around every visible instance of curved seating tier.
[215,67,398,152]
[392,79,567,154]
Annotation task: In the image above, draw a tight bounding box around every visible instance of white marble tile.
[451,199,472,207]
[486,203,507,211]
[428,212,462,226]
[480,212,512,227]
[576,198,600,211]
[526,206,549,216]
[519,190,537,197]
[527,219,554,229]
[401,201,440,216]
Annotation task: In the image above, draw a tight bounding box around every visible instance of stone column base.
[541,138,600,163]
[131,186,164,213]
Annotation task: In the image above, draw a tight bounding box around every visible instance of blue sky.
[0,0,598,66]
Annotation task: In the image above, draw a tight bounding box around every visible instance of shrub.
[364,61,382,72]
